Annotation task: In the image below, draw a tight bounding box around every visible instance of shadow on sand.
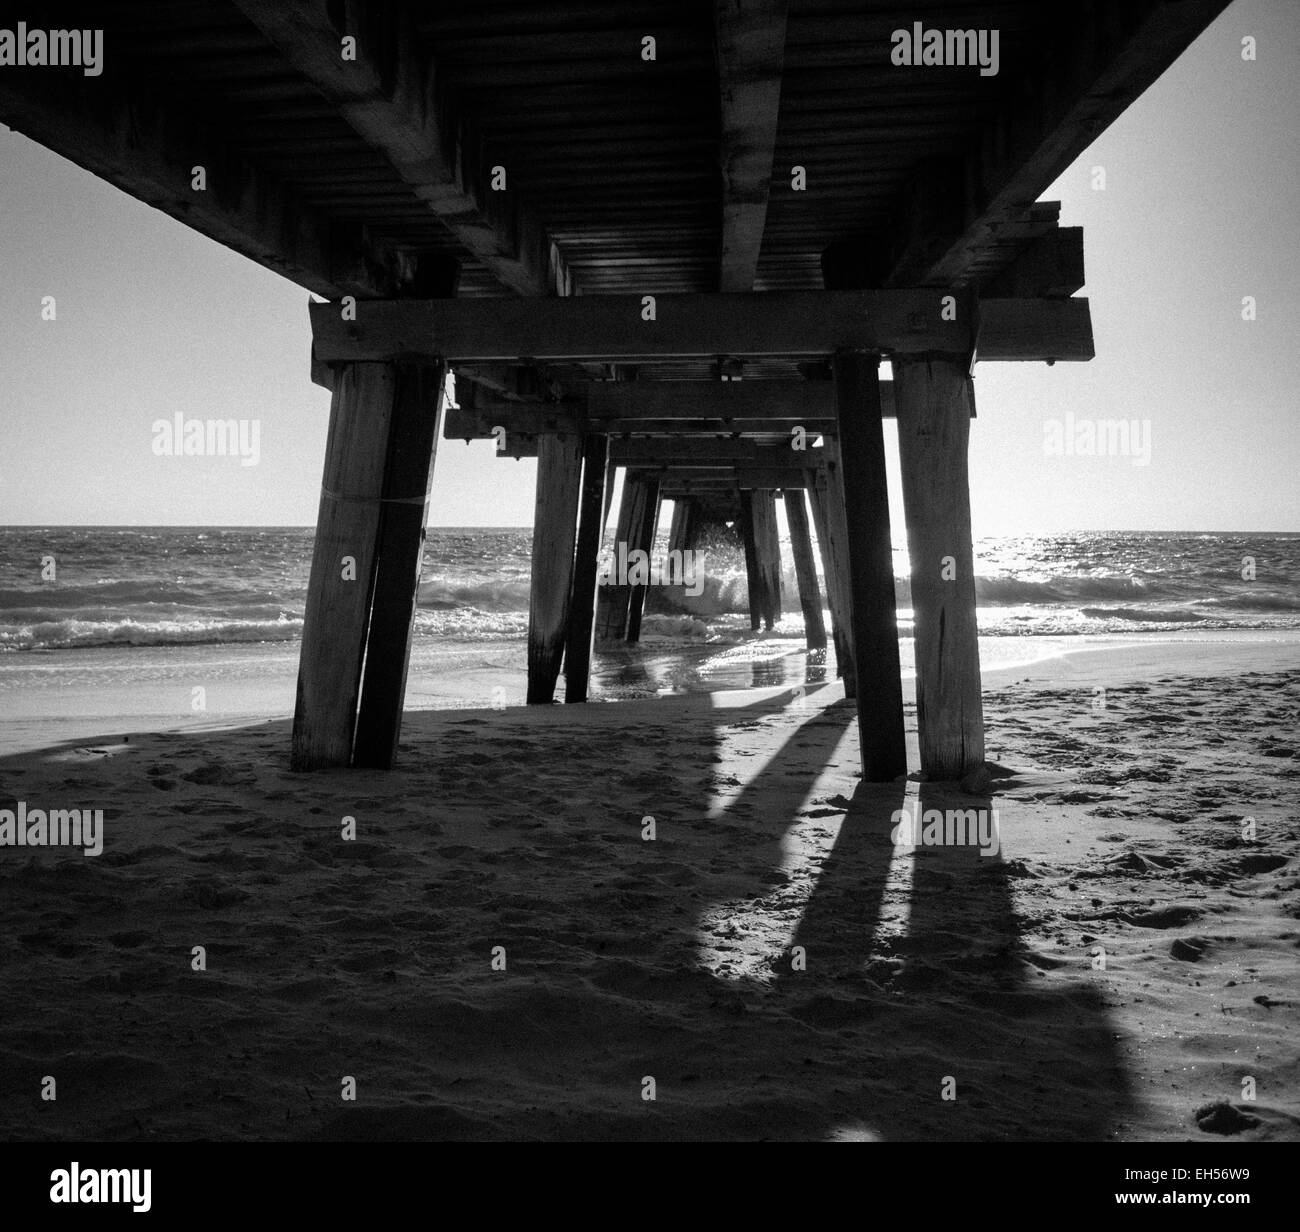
[0,662,1133,1141]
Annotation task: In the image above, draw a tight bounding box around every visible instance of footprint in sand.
[1121,904,1202,929]
[1236,853,1290,876]
[1169,936,1213,961]
[182,763,255,787]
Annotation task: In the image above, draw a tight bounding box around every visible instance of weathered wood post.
[782,487,827,651]
[527,433,583,703]
[625,476,662,643]
[894,355,985,778]
[595,470,638,640]
[833,351,906,780]
[667,498,696,555]
[809,445,857,697]
[738,489,763,631]
[348,253,460,764]
[564,433,609,703]
[293,365,399,770]
[749,489,783,630]
[601,456,618,527]
[352,361,448,768]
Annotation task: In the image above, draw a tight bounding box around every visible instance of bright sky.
[0,0,1295,532]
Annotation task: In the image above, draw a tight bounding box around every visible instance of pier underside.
[0,0,1232,778]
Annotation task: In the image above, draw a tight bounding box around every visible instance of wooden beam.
[714,0,788,292]
[661,485,765,497]
[0,50,399,299]
[612,420,836,436]
[982,227,1085,298]
[661,486,742,498]
[833,353,906,781]
[977,298,1094,363]
[315,293,1091,365]
[444,405,837,440]
[309,290,981,362]
[527,435,584,703]
[655,467,812,489]
[808,460,855,696]
[624,479,662,644]
[609,441,827,467]
[444,405,585,441]
[783,489,827,652]
[352,362,447,769]
[750,490,783,631]
[232,0,573,297]
[443,372,938,440]
[588,379,898,420]
[596,474,645,641]
[602,455,618,528]
[667,498,697,554]
[292,365,396,770]
[738,491,763,633]
[887,0,1232,286]
[564,434,609,704]
[894,357,985,780]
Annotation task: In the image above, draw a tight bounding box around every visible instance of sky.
[0,0,1296,533]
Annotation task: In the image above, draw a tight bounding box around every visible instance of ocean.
[1,527,1298,722]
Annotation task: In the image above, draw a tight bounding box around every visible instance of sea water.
[1,527,1297,721]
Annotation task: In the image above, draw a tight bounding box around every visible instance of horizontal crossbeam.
[586,379,896,419]
[311,291,1092,364]
[634,463,814,483]
[610,441,824,467]
[442,407,837,440]
[656,472,812,492]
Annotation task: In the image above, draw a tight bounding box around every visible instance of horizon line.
[1,524,1298,536]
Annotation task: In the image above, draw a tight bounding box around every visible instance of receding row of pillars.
[291,351,984,784]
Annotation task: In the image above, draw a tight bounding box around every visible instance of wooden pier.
[0,0,1232,779]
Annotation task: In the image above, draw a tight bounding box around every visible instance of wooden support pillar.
[292,364,398,770]
[595,470,638,640]
[667,498,696,554]
[353,361,448,768]
[749,489,783,630]
[602,456,618,527]
[564,433,609,703]
[833,351,906,781]
[625,478,661,643]
[738,489,763,632]
[809,452,857,697]
[894,356,985,779]
[683,504,704,552]
[527,434,584,703]
[782,488,827,651]
[806,480,840,655]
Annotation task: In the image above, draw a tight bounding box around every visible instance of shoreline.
[2,628,1298,755]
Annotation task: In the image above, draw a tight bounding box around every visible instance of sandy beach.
[0,634,1296,1142]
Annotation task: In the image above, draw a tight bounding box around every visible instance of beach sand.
[0,636,1296,1141]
